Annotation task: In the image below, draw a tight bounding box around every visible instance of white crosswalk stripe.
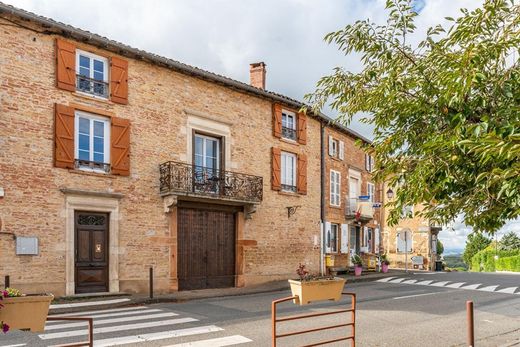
[376,278,519,295]
[20,305,253,346]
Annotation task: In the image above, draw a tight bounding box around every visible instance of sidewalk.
[49,270,402,314]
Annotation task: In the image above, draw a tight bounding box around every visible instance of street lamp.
[386,188,394,199]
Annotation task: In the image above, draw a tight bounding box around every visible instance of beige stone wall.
[381,196,433,269]
[0,18,321,295]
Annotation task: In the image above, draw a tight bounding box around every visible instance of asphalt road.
[2,272,519,347]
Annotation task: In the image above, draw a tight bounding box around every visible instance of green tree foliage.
[462,232,492,265]
[436,240,444,256]
[306,0,520,233]
[498,231,520,250]
[495,254,520,271]
[470,245,520,271]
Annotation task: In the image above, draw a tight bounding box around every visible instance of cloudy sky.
[5,0,517,250]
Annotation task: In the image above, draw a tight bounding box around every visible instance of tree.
[436,240,444,256]
[462,232,492,265]
[306,0,520,233]
[499,231,520,250]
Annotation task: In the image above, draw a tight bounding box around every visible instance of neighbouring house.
[323,126,381,274]
[0,3,375,296]
[381,189,441,271]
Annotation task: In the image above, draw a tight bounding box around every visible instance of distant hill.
[443,248,464,256]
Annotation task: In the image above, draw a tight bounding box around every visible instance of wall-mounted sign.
[16,237,38,255]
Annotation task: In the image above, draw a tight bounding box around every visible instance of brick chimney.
[249,62,266,90]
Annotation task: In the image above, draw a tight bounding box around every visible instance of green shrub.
[496,255,520,272]
[470,246,520,272]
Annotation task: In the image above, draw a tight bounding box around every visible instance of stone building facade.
[381,194,440,271]
[0,4,374,296]
[323,126,380,272]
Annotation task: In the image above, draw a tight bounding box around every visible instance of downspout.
[320,122,326,275]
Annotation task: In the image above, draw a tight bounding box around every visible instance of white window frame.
[327,223,339,253]
[367,182,375,202]
[281,110,297,140]
[365,154,375,172]
[76,49,109,99]
[330,170,341,206]
[281,151,297,191]
[401,205,414,218]
[74,111,111,173]
[194,133,220,170]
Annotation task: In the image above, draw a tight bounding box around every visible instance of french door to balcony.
[193,133,221,193]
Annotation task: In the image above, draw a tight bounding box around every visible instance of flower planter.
[354,265,363,276]
[382,263,389,273]
[288,277,346,305]
[0,294,53,332]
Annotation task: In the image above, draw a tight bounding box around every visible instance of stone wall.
[0,17,321,295]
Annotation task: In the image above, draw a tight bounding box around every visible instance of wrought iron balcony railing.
[76,75,109,98]
[159,161,263,203]
[345,197,375,221]
[282,126,297,141]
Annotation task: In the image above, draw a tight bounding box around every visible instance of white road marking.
[430,281,450,287]
[496,287,518,294]
[45,312,178,330]
[0,344,27,347]
[50,298,130,309]
[416,280,433,286]
[164,335,253,347]
[445,282,466,288]
[402,279,418,284]
[49,305,145,317]
[393,292,442,300]
[90,325,224,347]
[39,317,197,340]
[376,277,396,282]
[479,285,499,292]
[461,284,482,290]
[47,308,163,324]
[389,278,408,283]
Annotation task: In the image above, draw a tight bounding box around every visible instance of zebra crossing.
[2,305,252,347]
[376,276,520,295]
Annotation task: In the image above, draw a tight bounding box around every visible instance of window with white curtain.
[281,151,297,192]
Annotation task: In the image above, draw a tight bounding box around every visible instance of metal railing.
[159,161,263,203]
[75,159,111,173]
[272,292,356,347]
[282,126,297,141]
[281,184,297,193]
[345,197,375,220]
[76,74,109,98]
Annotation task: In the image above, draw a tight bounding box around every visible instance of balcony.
[345,197,374,222]
[281,126,297,141]
[159,161,263,204]
[77,74,109,98]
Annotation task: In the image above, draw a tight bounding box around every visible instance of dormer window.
[76,50,109,98]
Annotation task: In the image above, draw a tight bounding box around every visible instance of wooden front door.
[178,207,236,290]
[75,212,109,293]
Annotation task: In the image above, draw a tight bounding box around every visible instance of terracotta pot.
[382,263,389,273]
[354,265,363,276]
[288,277,346,305]
[0,294,53,332]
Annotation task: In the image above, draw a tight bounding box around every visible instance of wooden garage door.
[178,207,236,290]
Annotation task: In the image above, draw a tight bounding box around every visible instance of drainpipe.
[320,122,326,275]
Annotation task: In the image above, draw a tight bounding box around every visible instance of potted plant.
[0,288,53,332]
[288,264,346,305]
[351,254,363,276]
[380,254,390,273]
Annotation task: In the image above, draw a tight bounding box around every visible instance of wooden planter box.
[288,277,346,305]
[0,294,54,332]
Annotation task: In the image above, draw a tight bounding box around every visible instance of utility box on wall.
[16,237,39,255]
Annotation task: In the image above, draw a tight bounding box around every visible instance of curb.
[49,272,401,314]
